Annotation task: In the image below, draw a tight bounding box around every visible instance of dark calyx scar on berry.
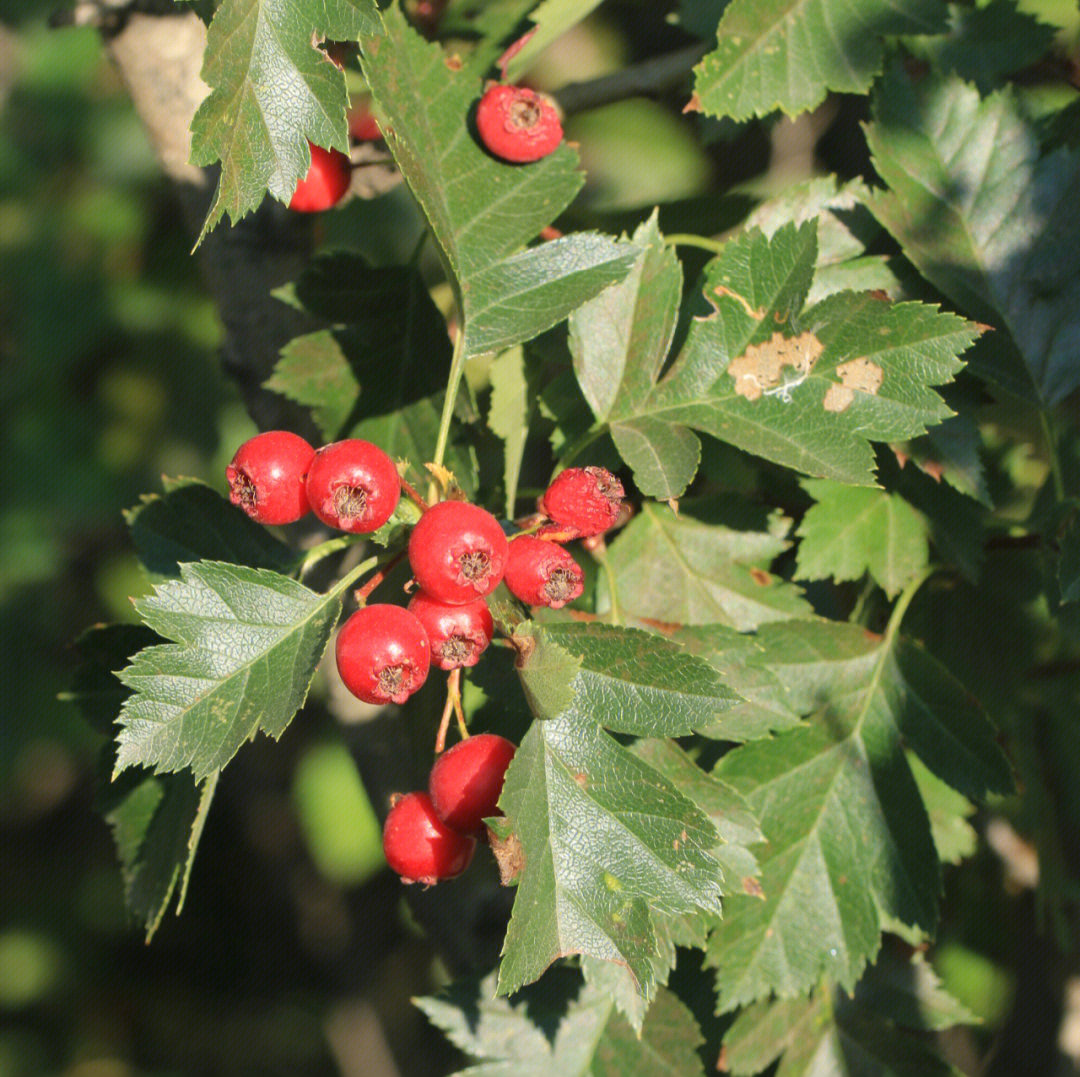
[226,430,315,525]
[476,84,563,164]
[540,466,625,537]
[407,500,510,604]
[305,438,401,534]
[408,591,494,670]
[336,604,430,705]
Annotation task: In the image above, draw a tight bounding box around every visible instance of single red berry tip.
[336,604,430,706]
[429,734,517,834]
[383,791,476,883]
[306,439,401,534]
[476,84,563,164]
[288,143,351,213]
[226,431,315,525]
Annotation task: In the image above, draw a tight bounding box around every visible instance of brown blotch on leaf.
[682,93,702,114]
[489,829,525,886]
[742,876,765,900]
[824,356,883,413]
[444,54,463,70]
[573,772,589,788]
[728,331,823,401]
[749,567,772,586]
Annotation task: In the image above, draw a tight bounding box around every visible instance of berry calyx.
[226,431,315,525]
[475,84,563,164]
[407,591,494,670]
[504,535,584,609]
[539,467,625,537]
[288,143,351,213]
[382,791,476,884]
[407,501,510,604]
[429,734,517,834]
[305,439,401,534]
[336,604,430,705]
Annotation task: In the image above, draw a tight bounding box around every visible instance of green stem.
[327,554,383,599]
[554,423,607,476]
[432,327,467,476]
[293,534,366,578]
[883,564,938,649]
[1041,408,1066,502]
[662,233,726,256]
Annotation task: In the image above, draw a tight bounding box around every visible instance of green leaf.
[418,970,706,1076]
[265,255,478,489]
[795,479,930,598]
[674,624,805,740]
[853,947,978,1031]
[743,176,901,304]
[488,347,532,518]
[605,500,812,630]
[908,751,977,865]
[106,770,218,940]
[692,0,945,121]
[908,0,1057,92]
[706,619,1012,1010]
[190,0,380,236]
[900,411,991,506]
[721,989,966,1076]
[569,214,700,499]
[360,8,636,359]
[513,620,742,735]
[638,222,975,485]
[124,478,294,579]
[866,68,1080,404]
[116,562,355,781]
[502,0,607,82]
[67,625,218,937]
[497,717,724,996]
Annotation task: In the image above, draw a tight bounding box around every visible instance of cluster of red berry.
[288,82,564,213]
[225,430,625,882]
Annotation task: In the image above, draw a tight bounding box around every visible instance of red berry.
[382,791,476,884]
[407,501,510,604]
[539,467,625,537]
[336,604,430,705]
[504,535,584,609]
[407,591,494,670]
[226,430,315,525]
[288,143,351,213]
[305,439,401,534]
[429,734,517,834]
[475,85,562,164]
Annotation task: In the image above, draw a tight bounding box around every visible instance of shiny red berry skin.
[288,143,351,213]
[475,85,562,163]
[348,100,382,142]
[226,431,315,525]
[504,535,584,609]
[539,467,625,537]
[408,501,510,604]
[336,604,430,705]
[382,791,476,884]
[429,734,517,834]
[407,591,494,670]
[305,439,401,534]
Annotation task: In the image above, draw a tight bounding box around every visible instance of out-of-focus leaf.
[867,68,1080,405]
[692,0,945,121]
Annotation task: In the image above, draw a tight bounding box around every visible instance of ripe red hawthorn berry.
[408,501,510,604]
[429,733,517,834]
[475,84,562,163]
[539,467,625,537]
[305,439,401,534]
[226,430,315,525]
[504,534,584,609]
[336,604,430,705]
[382,791,475,884]
[407,591,494,670]
[288,143,351,213]
[348,100,382,142]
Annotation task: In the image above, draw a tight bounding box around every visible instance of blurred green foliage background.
[0,4,1058,1075]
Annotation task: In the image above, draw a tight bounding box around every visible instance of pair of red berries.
[382,733,517,884]
[290,80,563,213]
[226,431,401,533]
